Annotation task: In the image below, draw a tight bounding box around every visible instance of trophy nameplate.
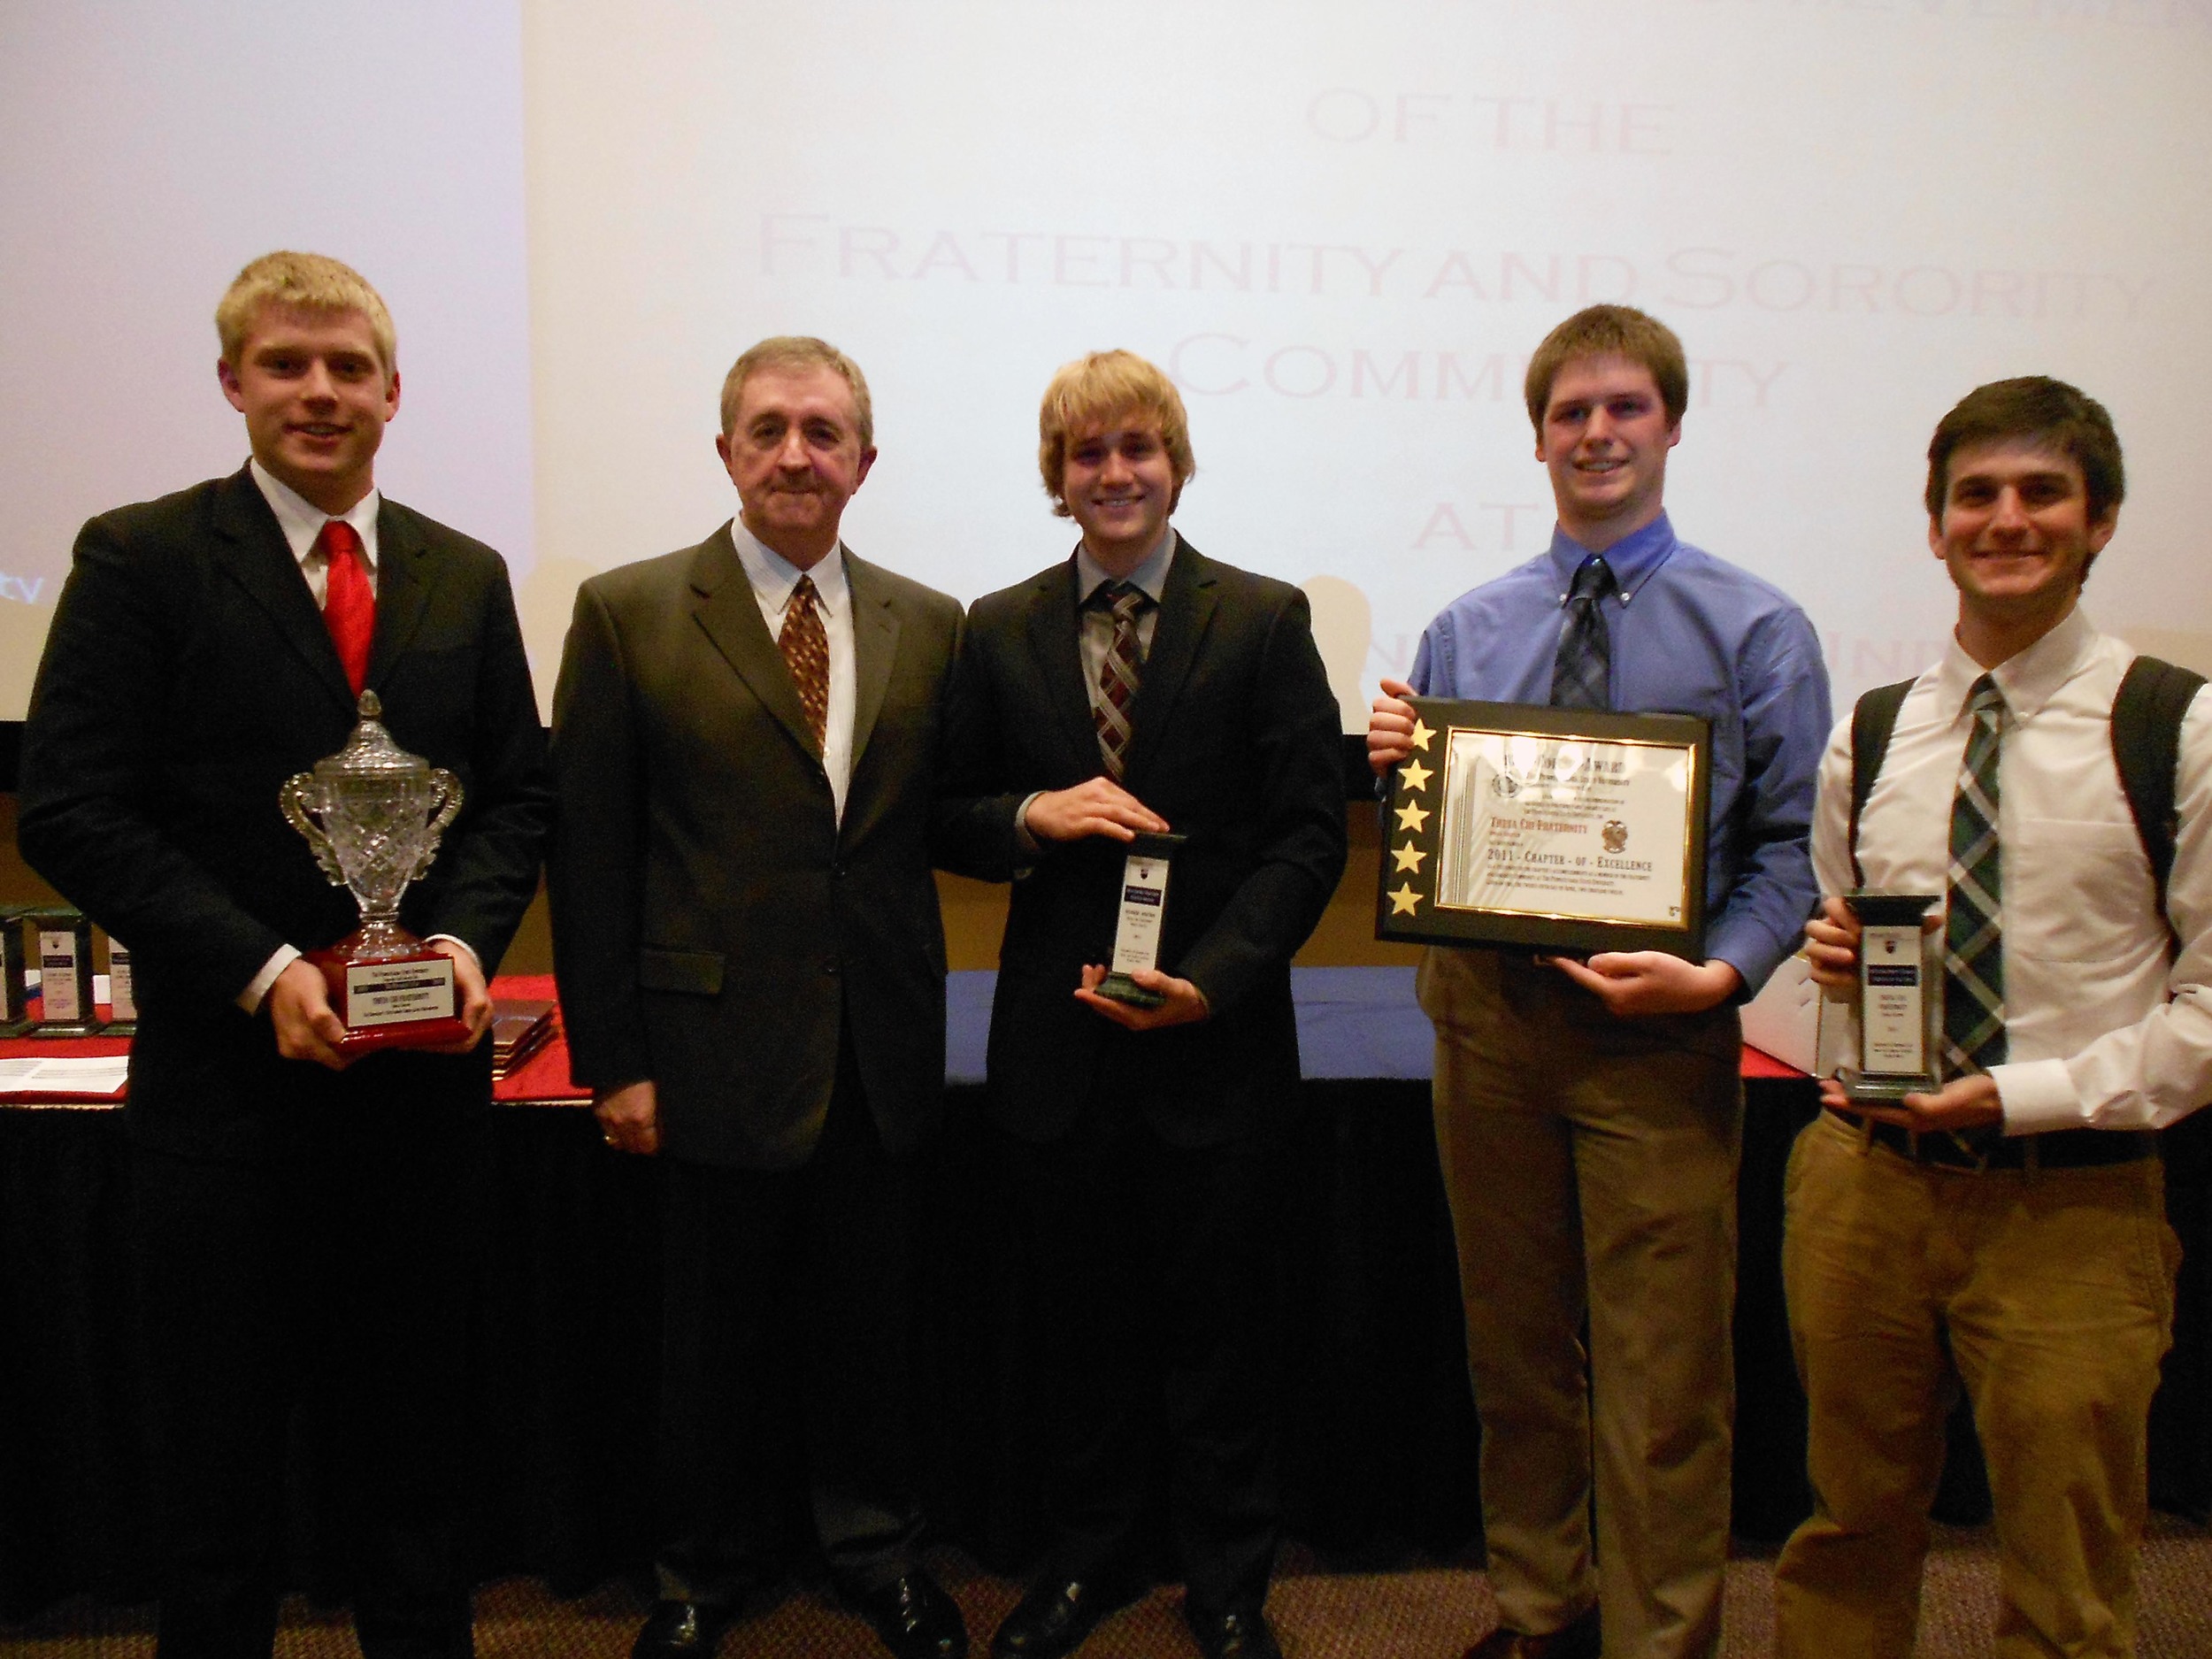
[28,908,102,1036]
[1094,832,1188,1009]
[104,939,137,1037]
[1839,892,1941,1103]
[280,691,471,1057]
[1378,699,1711,960]
[0,910,33,1037]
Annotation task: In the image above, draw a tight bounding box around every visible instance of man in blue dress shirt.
[1368,305,1829,1659]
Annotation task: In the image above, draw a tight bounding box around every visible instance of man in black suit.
[937,350,1348,1659]
[549,336,967,1659]
[18,251,552,1658]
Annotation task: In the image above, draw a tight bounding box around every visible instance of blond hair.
[216,251,396,373]
[718,336,874,448]
[1037,350,1196,517]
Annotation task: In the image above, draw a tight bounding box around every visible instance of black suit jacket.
[548,526,964,1173]
[17,466,553,1162]
[936,539,1347,1148]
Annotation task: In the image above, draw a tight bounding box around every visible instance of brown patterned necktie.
[779,573,829,754]
[1094,581,1148,780]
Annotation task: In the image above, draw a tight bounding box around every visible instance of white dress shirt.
[1813,604,2212,1133]
[729,519,860,825]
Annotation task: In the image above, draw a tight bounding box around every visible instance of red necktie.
[319,519,373,695]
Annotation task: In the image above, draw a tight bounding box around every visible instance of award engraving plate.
[28,909,102,1036]
[104,940,137,1036]
[1095,831,1187,1009]
[1377,699,1711,958]
[1839,892,1940,1103]
[282,692,472,1057]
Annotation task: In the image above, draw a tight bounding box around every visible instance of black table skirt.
[5,1079,2209,1622]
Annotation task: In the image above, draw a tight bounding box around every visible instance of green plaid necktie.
[1942,675,2007,1095]
[1549,557,1615,711]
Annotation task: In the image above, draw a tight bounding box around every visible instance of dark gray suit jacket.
[18,465,552,1162]
[549,525,964,1172]
[935,539,1348,1148]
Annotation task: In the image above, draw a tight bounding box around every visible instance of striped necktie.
[1549,557,1615,710]
[1942,674,2007,1085]
[1094,581,1148,780]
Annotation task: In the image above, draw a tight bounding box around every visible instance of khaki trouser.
[1775,1110,2179,1659]
[1422,948,1744,1659]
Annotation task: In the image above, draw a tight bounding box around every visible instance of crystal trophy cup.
[1839,892,1941,1103]
[280,693,470,1056]
[1094,832,1187,1008]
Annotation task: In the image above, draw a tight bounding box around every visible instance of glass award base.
[1837,1066,1937,1106]
[1094,971,1166,1010]
[308,931,469,1057]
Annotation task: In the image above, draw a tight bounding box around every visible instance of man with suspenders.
[1776,377,2212,1657]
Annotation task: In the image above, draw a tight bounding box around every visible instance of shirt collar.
[730,518,849,616]
[1933,603,2095,725]
[1546,512,1677,602]
[249,458,380,570]
[1075,526,1178,606]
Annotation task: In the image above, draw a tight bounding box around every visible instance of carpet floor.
[7,1518,2210,1656]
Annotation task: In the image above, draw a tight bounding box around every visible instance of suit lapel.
[209,466,357,713]
[1025,557,1102,776]
[366,501,435,701]
[1121,535,1217,789]
[844,549,901,779]
[688,524,820,760]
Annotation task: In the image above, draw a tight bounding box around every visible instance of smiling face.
[1534,353,1680,550]
[1060,417,1176,577]
[716,364,876,569]
[1932,437,2116,661]
[218,303,398,514]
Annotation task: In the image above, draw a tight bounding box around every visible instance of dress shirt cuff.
[1013,793,1044,866]
[427,934,482,972]
[1990,1058,2080,1134]
[238,945,301,1015]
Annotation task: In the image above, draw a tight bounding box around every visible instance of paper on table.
[0,1056,131,1096]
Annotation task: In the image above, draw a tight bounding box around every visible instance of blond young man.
[937,350,1347,1659]
[1369,306,1828,1659]
[19,251,551,1657]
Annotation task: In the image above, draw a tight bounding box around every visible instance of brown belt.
[1824,1106,2156,1171]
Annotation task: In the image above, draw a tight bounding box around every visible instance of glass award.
[1094,831,1187,1009]
[27,908,102,1036]
[1839,892,1941,1103]
[280,692,471,1056]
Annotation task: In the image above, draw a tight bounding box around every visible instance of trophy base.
[1837,1068,1936,1106]
[1094,971,1166,1010]
[33,1019,106,1038]
[308,934,469,1057]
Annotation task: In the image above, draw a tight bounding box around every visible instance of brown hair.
[1523,304,1688,433]
[719,336,874,449]
[1924,376,2124,525]
[1037,349,1196,517]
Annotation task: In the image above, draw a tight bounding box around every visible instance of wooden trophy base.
[308,933,471,1057]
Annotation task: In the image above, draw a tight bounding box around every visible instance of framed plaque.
[1376,699,1711,959]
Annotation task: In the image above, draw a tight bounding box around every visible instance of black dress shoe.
[1187,1607,1283,1659]
[851,1571,969,1659]
[989,1578,1125,1659]
[1463,1604,1601,1659]
[631,1599,737,1658]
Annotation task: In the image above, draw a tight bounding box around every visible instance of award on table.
[280,692,472,1056]
[1376,700,1712,959]
[0,909,35,1038]
[1838,892,1940,1102]
[1094,831,1188,1009]
[27,907,103,1036]
[104,939,138,1038]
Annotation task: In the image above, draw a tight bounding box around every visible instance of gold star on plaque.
[1389,881,1423,916]
[1409,718,1434,753]
[1399,757,1432,793]
[1394,799,1430,834]
[1392,842,1427,874]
